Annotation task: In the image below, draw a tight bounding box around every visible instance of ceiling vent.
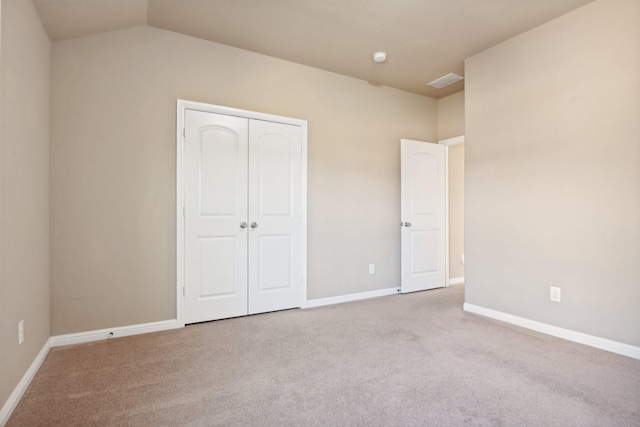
[427,73,464,89]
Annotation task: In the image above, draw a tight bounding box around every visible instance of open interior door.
[401,139,446,293]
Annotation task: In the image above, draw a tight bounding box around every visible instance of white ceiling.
[33,0,594,99]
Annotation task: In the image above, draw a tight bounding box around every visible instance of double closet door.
[184,110,303,324]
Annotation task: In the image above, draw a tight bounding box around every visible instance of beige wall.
[465,0,640,346]
[437,91,464,141]
[0,0,50,407]
[448,144,465,280]
[50,26,437,334]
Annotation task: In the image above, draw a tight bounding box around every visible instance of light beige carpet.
[8,286,640,426]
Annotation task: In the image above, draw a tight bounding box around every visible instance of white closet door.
[400,139,446,293]
[184,110,249,323]
[247,120,303,314]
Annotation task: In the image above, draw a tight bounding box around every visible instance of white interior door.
[401,139,446,293]
[184,110,249,323]
[248,120,303,314]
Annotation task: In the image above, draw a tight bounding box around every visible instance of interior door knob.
[404,222,412,227]
[251,222,259,229]
[240,222,248,229]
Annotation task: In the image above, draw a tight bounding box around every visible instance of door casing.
[438,135,465,286]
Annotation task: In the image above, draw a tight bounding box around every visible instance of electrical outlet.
[368,264,375,274]
[18,320,24,344]
[550,286,561,302]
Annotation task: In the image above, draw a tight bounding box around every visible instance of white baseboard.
[305,287,400,308]
[463,303,640,360]
[50,319,180,347]
[449,277,464,285]
[0,339,51,427]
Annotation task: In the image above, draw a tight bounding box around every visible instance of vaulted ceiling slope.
[33,0,593,98]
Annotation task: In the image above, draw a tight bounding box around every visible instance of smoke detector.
[427,73,464,88]
[372,52,387,63]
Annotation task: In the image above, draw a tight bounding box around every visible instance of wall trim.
[449,277,465,285]
[0,339,51,426]
[444,145,450,287]
[438,134,464,288]
[50,319,180,347]
[463,303,640,360]
[438,135,465,146]
[305,287,400,308]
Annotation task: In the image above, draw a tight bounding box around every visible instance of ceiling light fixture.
[372,52,387,63]
[427,73,464,89]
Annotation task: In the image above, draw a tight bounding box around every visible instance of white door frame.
[176,99,308,327]
[438,135,465,287]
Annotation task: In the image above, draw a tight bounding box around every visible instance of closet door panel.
[248,120,303,314]
[184,110,249,324]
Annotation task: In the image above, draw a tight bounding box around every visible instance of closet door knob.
[240,222,248,229]
[251,222,259,229]
[404,222,412,227]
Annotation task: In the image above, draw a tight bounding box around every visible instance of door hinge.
[183,128,185,138]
